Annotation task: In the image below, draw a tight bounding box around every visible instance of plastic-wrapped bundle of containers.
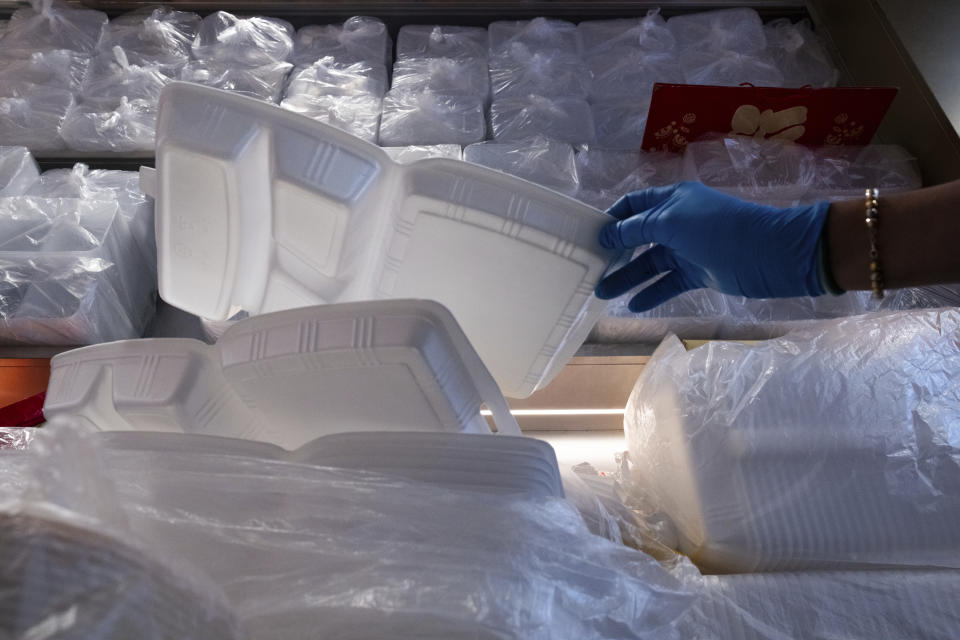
[0,148,156,345]
[464,136,579,195]
[282,17,390,142]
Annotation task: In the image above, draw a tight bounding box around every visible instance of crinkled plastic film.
[464,136,579,195]
[0,146,40,196]
[624,310,960,573]
[0,88,73,151]
[765,18,839,88]
[382,144,463,163]
[180,60,292,102]
[285,57,387,99]
[488,17,581,55]
[0,0,107,57]
[586,49,684,101]
[60,97,159,152]
[490,95,595,144]
[591,100,651,150]
[667,8,767,54]
[79,46,176,108]
[280,92,382,143]
[578,12,676,56]
[0,50,90,96]
[392,57,490,99]
[396,25,489,61]
[191,11,294,67]
[292,17,391,67]
[489,43,591,99]
[679,48,784,87]
[379,89,486,146]
[813,144,922,199]
[99,7,201,67]
[576,148,682,210]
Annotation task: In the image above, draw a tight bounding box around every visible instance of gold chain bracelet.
[865,188,884,299]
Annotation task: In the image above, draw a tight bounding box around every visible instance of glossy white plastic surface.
[45,299,520,447]
[148,82,615,397]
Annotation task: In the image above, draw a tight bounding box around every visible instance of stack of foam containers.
[464,136,579,196]
[487,18,595,145]
[579,11,678,149]
[180,11,293,103]
[379,24,488,146]
[59,8,200,151]
[0,147,156,345]
[281,16,391,143]
[0,0,107,150]
[668,8,784,87]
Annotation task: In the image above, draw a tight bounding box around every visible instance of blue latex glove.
[595,182,831,312]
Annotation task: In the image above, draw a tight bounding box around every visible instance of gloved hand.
[594,182,832,312]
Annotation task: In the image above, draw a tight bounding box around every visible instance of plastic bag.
[578,11,676,55]
[99,7,201,67]
[587,49,684,100]
[285,57,387,99]
[0,0,107,57]
[813,144,921,199]
[60,97,158,152]
[490,95,595,145]
[191,11,294,67]
[665,569,960,640]
[292,17,391,67]
[396,24,489,60]
[667,8,767,54]
[392,57,490,98]
[679,48,784,87]
[488,17,581,55]
[0,49,90,96]
[683,136,817,203]
[382,144,463,163]
[489,42,591,98]
[464,136,579,195]
[590,99,651,150]
[79,46,175,108]
[180,60,292,103]
[379,89,486,146]
[280,92,381,143]
[576,148,683,210]
[765,18,839,88]
[0,146,40,196]
[0,88,73,151]
[625,309,960,573]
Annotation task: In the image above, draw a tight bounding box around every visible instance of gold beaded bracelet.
[865,188,884,299]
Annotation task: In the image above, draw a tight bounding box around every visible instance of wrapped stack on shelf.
[281,16,390,142]
[379,24,488,146]
[580,10,678,149]
[576,147,683,209]
[382,144,462,163]
[0,147,156,345]
[487,18,595,145]
[60,8,200,151]
[464,136,579,195]
[181,11,293,103]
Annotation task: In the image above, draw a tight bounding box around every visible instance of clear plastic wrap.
[488,17,581,55]
[0,146,40,196]
[679,48,784,87]
[79,46,175,108]
[379,88,486,146]
[285,57,388,99]
[292,17,391,67]
[586,49,684,100]
[765,18,839,88]
[576,148,683,210]
[578,12,676,56]
[464,136,579,195]
[191,11,293,67]
[98,7,201,67]
[0,88,73,151]
[813,144,922,199]
[667,8,767,54]
[382,144,463,163]
[392,56,490,98]
[666,569,960,640]
[490,95,595,145]
[0,49,90,96]
[489,42,591,98]
[72,430,694,639]
[180,60,292,103]
[60,97,158,152]
[625,309,960,573]
[280,92,381,143]
[683,136,817,203]
[0,0,107,57]
[591,99,651,150]
[396,24,489,60]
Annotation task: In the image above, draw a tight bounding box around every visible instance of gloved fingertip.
[594,277,617,300]
[598,221,624,250]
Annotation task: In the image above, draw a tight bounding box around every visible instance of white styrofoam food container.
[44,299,520,448]
[143,82,615,398]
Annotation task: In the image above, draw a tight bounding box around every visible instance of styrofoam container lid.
[145,82,616,398]
[44,299,520,448]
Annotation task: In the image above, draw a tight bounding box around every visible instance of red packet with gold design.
[641,83,898,153]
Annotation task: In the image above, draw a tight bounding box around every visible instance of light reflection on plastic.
[480,408,626,416]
